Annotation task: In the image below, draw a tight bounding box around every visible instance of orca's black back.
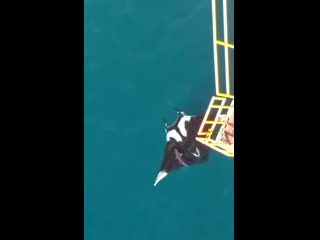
[158,114,212,174]
[181,115,211,165]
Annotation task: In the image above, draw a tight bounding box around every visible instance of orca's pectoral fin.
[163,119,169,128]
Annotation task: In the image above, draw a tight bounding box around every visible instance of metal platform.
[196,0,234,158]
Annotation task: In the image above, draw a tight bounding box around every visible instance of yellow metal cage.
[196,0,234,157]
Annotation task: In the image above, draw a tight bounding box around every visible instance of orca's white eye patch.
[177,115,191,137]
[166,129,182,142]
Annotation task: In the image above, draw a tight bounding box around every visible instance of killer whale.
[154,109,211,186]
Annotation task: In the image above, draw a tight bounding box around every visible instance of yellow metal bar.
[216,40,234,49]
[212,0,220,97]
[197,96,216,135]
[212,95,230,101]
[205,121,227,125]
[197,132,209,136]
[206,129,214,140]
[211,105,233,109]
[223,0,230,95]
[217,93,234,98]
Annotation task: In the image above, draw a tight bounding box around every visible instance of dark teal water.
[84,0,234,239]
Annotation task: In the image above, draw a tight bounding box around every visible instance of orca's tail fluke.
[153,171,168,187]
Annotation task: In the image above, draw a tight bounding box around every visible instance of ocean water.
[84,0,234,239]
